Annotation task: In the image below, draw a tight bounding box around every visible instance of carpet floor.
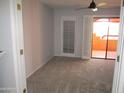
[27,57,115,93]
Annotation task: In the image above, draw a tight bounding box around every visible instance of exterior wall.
[92,34,118,51]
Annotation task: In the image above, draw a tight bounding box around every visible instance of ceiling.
[41,0,121,8]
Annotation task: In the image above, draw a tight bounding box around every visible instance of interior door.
[112,1,124,93]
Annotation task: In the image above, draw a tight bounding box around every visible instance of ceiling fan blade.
[97,3,107,7]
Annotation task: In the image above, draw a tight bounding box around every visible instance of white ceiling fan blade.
[97,2,107,7]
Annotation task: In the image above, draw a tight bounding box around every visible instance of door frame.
[61,16,76,57]
[11,0,27,93]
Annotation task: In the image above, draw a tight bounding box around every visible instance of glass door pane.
[107,18,120,59]
[63,20,75,54]
[92,18,109,58]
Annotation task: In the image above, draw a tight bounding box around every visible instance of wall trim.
[82,56,91,60]
[0,88,16,90]
[0,88,16,93]
[26,56,54,78]
[26,63,44,78]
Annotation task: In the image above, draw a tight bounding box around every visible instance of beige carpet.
[27,57,115,93]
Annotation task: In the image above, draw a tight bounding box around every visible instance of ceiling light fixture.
[92,8,98,12]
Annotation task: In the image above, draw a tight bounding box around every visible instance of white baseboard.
[26,63,43,78]
[26,56,54,78]
[0,88,16,93]
[82,56,91,60]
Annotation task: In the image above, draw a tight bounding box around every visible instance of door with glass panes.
[61,17,76,57]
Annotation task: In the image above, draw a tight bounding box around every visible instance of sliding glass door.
[92,17,120,59]
[107,19,120,59]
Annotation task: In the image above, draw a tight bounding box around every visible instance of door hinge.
[117,55,120,62]
[20,49,24,55]
[23,88,26,93]
[17,3,21,11]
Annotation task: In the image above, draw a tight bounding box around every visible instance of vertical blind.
[63,20,75,53]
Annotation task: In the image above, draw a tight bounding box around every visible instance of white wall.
[54,8,120,58]
[0,0,16,89]
[22,0,54,77]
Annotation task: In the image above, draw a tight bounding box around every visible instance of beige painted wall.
[22,0,54,77]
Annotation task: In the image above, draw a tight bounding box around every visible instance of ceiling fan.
[76,0,107,12]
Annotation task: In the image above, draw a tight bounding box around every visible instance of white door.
[61,17,76,57]
[112,0,124,93]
